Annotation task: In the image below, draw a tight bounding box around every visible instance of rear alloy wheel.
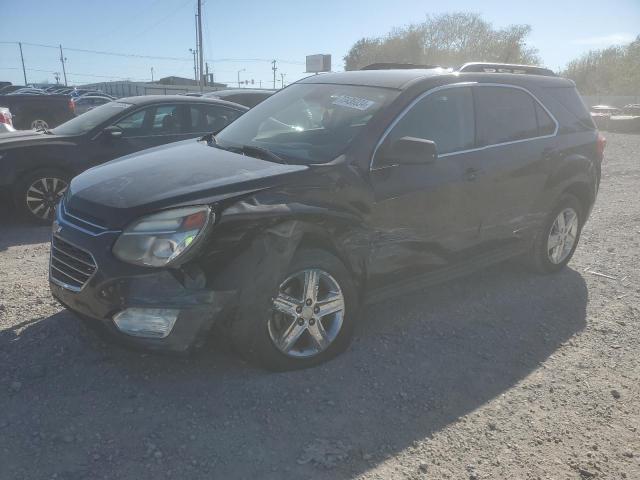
[527,193,583,273]
[31,119,49,131]
[547,207,579,264]
[16,171,69,224]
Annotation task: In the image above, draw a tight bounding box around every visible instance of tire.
[527,193,584,274]
[14,169,70,224]
[230,248,358,371]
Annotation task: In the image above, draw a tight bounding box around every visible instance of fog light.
[113,308,179,338]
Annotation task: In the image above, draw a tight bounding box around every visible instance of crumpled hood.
[66,139,308,229]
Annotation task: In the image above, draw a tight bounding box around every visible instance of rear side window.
[475,86,539,145]
[545,86,595,131]
[386,86,475,155]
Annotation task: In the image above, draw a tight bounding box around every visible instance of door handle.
[464,167,480,181]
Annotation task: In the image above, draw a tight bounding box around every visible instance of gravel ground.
[0,133,638,480]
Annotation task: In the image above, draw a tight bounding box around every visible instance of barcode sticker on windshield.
[331,95,376,111]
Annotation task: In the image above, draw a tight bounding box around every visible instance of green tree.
[563,36,640,95]
[344,12,540,71]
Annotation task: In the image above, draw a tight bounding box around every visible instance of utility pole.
[18,42,27,85]
[54,72,60,84]
[59,44,68,86]
[271,60,277,89]
[237,68,245,88]
[197,0,204,92]
[280,72,286,88]
[151,67,154,82]
[205,62,209,87]
[189,48,198,81]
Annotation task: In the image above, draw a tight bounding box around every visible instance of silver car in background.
[72,96,113,116]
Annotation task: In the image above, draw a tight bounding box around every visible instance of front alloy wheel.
[229,248,357,370]
[25,176,68,222]
[268,269,345,358]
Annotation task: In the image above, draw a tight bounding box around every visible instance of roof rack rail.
[361,63,442,70]
[457,62,556,76]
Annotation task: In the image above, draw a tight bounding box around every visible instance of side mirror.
[377,136,438,166]
[103,125,123,138]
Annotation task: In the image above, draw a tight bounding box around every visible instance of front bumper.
[49,213,236,353]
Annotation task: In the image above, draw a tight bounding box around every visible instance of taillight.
[0,111,12,126]
[596,132,606,161]
[69,99,76,113]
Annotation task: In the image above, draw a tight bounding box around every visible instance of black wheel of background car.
[14,169,69,224]
[31,119,49,131]
[527,193,584,274]
[230,248,358,371]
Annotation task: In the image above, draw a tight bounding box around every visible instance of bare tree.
[344,12,540,70]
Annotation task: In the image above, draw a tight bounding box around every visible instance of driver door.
[367,85,483,288]
[87,104,188,166]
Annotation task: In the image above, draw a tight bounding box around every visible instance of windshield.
[215,83,399,164]
[52,101,133,135]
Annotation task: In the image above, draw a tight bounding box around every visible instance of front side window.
[383,86,475,155]
[475,87,539,145]
[150,105,182,134]
[215,84,399,164]
[113,109,148,137]
[188,105,242,133]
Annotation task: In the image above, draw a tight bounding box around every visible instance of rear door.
[471,85,558,247]
[368,85,482,287]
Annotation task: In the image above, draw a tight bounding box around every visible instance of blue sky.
[1,0,638,87]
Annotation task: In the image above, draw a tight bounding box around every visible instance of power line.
[1,41,305,65]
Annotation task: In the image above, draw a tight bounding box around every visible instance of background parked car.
[0,94,76,130]
[0,107,15,133]
[609,104,640,133]
[72,95,113,115]
[0,85,25,95]
[590,104,621,130]
[204,89,276,107]
[7,87,47,95]
[0,95,247,222]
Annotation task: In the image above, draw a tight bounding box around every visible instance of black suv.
[49,66,605,370]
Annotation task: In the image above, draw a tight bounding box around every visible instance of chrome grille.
[59,201,108,235]
[50,236,97,291]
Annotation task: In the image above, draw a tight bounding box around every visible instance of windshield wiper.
[239,145,288,164]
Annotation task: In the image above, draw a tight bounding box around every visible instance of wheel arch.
[561,181,595,220]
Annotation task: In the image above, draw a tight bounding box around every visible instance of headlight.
[113,206,213,267]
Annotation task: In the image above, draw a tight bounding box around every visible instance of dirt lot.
[0,133,638,480]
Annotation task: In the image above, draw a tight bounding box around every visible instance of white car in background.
[0,107,15,133]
